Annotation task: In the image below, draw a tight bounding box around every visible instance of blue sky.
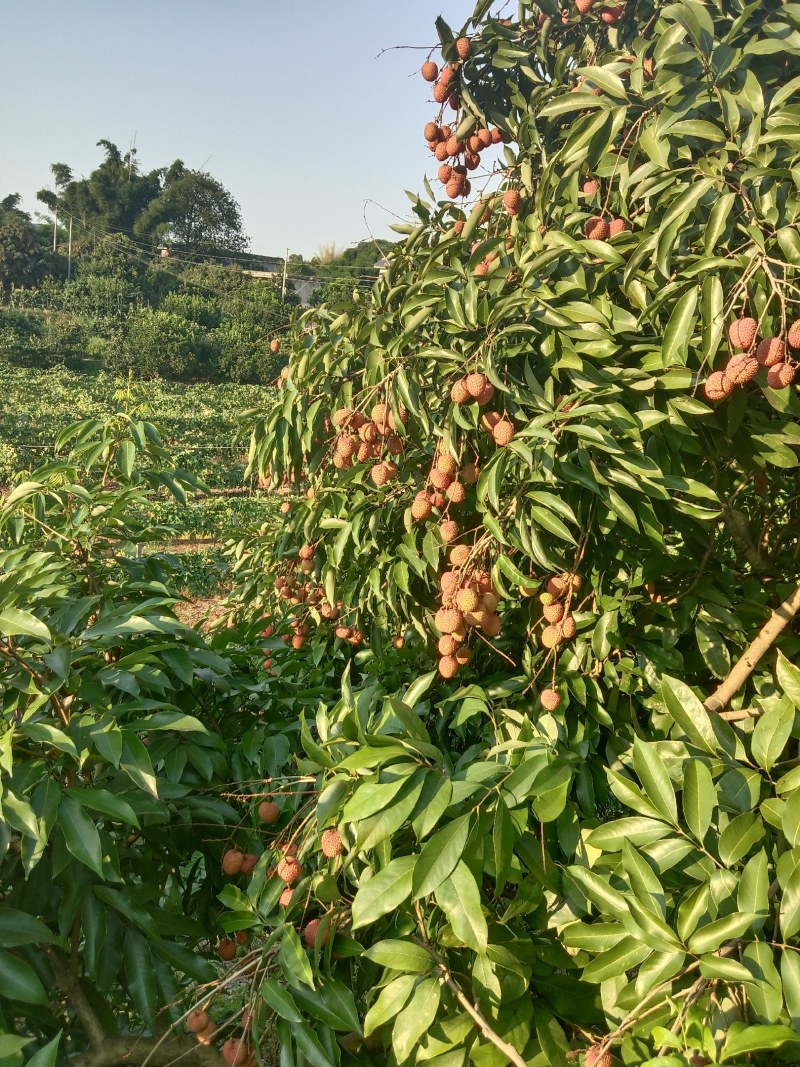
[0,1,494,259]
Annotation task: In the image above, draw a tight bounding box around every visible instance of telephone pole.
[281,247,289,301]
[67,218,73,280]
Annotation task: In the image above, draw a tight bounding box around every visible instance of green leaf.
[0,909,55,948]
[0,947,48,1004]
[660,286,698,367]
[352,857,416,930]
[364,974,417,1036]
[59,795,104,876]
[721,1023,800,1061]
[362,940,435,973]
[435,861,487,954]
[581,936,651,983]
[279,925,315,989]
[661,676,718,754]
[752,699,795,771]
[116,440,135,479]
[124,929,158,1027]
[392,977,441,1063]
[64,787,140,829]
[682,760,714,843]
[738,850,769,932]
[25,1033,62,1067]
[687,911,757,954]
[778,653,800,711]
[632,738,677,824]
[412,815,472,900]
[0,608,50,642]
[260,977,303,1023]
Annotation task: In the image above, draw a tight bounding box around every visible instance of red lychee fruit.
[455,36,471,59]
[411,493,433,521]
[277,857,301,884]
[503,189,522,216]
[438,635,458,656]
[447,481,466,504]
[438,164,453,183]
[435,607,464,634]
[703,371,729,401]
[422,61,439,82]
[767,362,796,389]
[218,939,236,961]
[466,372,488,398]
[543,602,565,624]
[728,317,757,350]
[582,179,600,196]
[461,462,479,485]
[304,918,329,948]
[788,321,800,349]
[187,1010,210,1034]
[585,1047,613,1067]
[561,616,577,639]
[585,216,610,240]
[270,338,281,353]
[279,887,293,907]
[600,5,624,23]
[424,121,440,142]
[449,544,471,566]
[492,419,515,446]
[609,218,628,237]
[576,0,595,11]
[482,613,502,638]
[756,336,785,367]
[222,1039,249,1067]
[540,688,562,712]
[440,520,460,543]
[430,491,446,509]
[433,81,451,104]
[240,853,259,875]
[321,828,344,857]
[725,353,759,385]
[451,378,471,404]
[222,850,244,876]
[438,655,459,679]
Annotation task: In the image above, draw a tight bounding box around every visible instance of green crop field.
[0,363,283,601]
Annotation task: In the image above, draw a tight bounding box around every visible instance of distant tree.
[139,161,248,254]
[0,193,64,299]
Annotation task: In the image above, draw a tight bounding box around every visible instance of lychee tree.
[223,1,800,1064]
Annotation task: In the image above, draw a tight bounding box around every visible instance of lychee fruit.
[438,655,459,679]
[371,403,391,433]
[422,61,439,82]
[447,481,466,504]
[703,371,730,401]
[411,493,432,521]
[728,317,757,350]
[585,1047,613,1067]
[435,607,464,634]
[187,1010,210,1034]
[430,491,446,509]
[430,467,454,491]
[466,372,488,398]
[455,36,471,59]
[540,688,562,712]
[543,602,565,624]
[503,189,522,216]
[561,616,577,639]
[222,1039,250,1067]
[438,635,459,656]
[450,544,471,567]
[756,336,785,367]
[725,353,759,384]
[279,887,293,907]
[218,939,236,961]
[393,635,405,649]
[240,853,259,875]
[439,164,453,183]
[483,409,501,432]
[321,828,345,857]
[582,180,600,196]
[585,216,610,240]
[492,419,515,446]
[270,338,281,353]
[451,378,471,404]
[424,121,440,142]
[461,462,479,484]
[440,520,460,543]
[371,462,390,487]
[304,918,329,948]
[455,645,472,665]
[482,613,502,638]
[222,850,244,876]
[788,321,800,349]
[474,261,490,277]
[277,857,301,884]
[576,0,595,12]
[609,218,628,237]
[767,362,796,389]
[600,5,624,23]
[433,81,451,104]
[476,381,495,405]
[436,453,458,476]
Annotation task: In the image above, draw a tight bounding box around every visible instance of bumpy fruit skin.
[455,36,471,59]
[492,419,515,446]
[438,635,458,656]
[585,216,610,240]
[561,616,577,640]
[424,121,440,142]
[270,338,281,353]
[728,317,757,350]
[461,462,479,484]
[455,645,472,665]
[447,481,466,504]
[482,613,502,638]
[277,857,301,884]
[218,938,236,961]
[240,853,258,875]
[541,625,562,649]
[187,1010,210,1034]
[503,189,522,216]
[440,520,460,543]
[222,849,244,876]
[421,60,438,82]
[456,588,480,613]
[540,688,562,712]
[704,371,729,401]
[279,887,294,907]
[788,321,800,349]
[222,1039,249,1066]
[600,4,624,22]
[436,453,458,476]
[451,378,471,404]
[321,828,345,857]
[466,372,488,398]
[304,918,329,948]
[725,354,759,385]
[584,1047,613,1067]
[756,336,786,367]
[608,218,628,237]
[438,655,459,679]
[430,468,454,491]
[436,607,464,634]
[575,0,595,12]
[767,362,797,389]
[450,544,471,567]
[543,602,565,624]
[411,494,432,521]
[583,179,600,196]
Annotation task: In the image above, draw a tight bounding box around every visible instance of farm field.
[0,363,282,601]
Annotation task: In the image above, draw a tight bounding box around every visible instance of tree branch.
[47,950,108,1048]
[721,503,770,574]
[438,965,527,1067]
[704,584,800,714]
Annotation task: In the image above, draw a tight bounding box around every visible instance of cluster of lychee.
[434,545,502,678]
[538,573,581,651]
[331,403,408,486]
[705,317,799,400]
[412,448,479,520]
[573,0,624,22]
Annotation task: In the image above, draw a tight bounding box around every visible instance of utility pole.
[67,217,73,281]
[53,213,58,252]
[281,247,289,302]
